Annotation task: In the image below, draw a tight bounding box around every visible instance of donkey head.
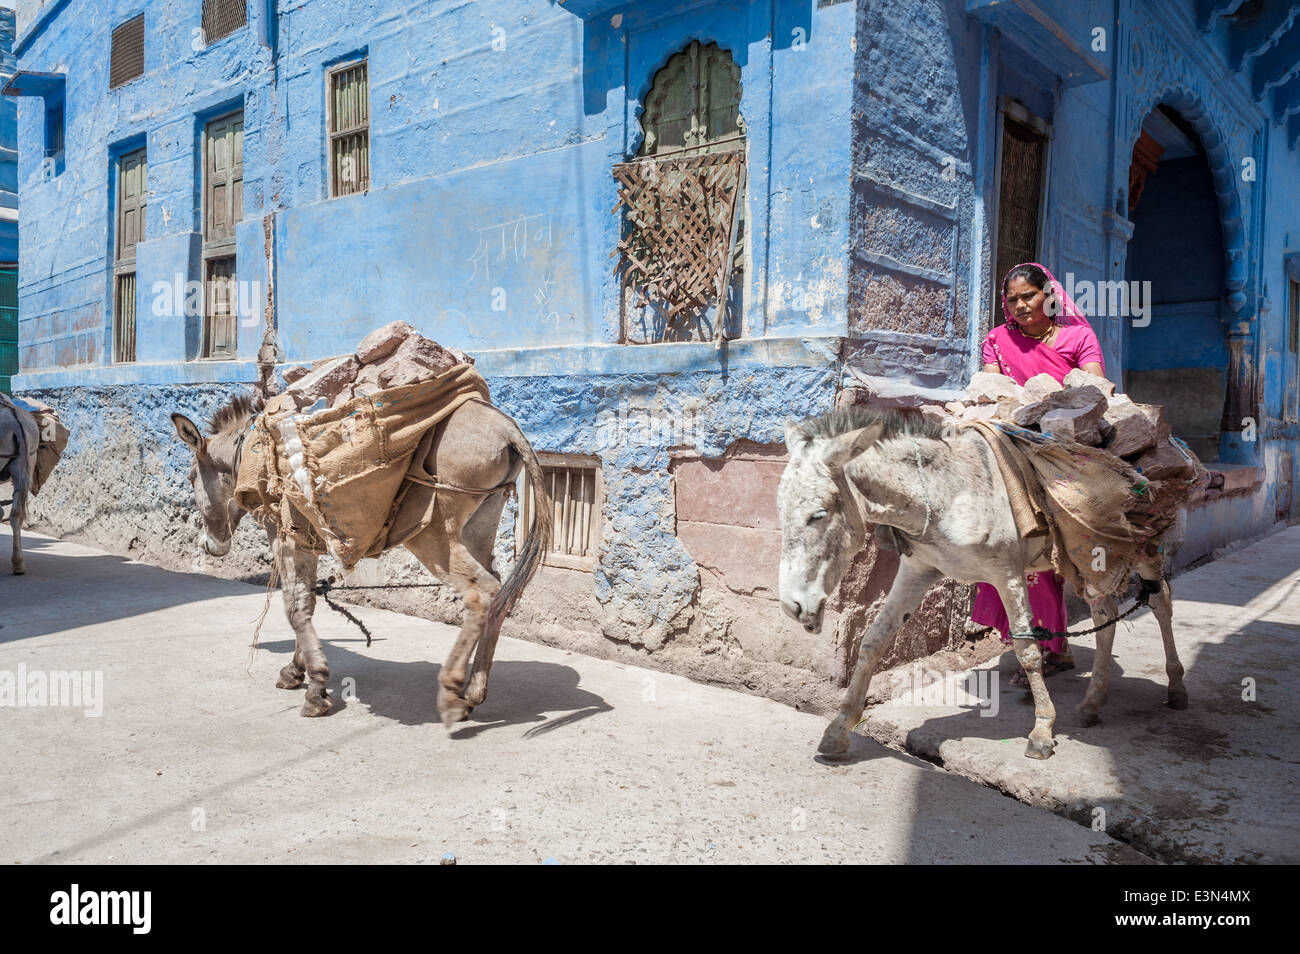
[171,394,260,557]
[777,419,882,634]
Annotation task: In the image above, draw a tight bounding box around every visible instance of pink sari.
[971,263,1105,651]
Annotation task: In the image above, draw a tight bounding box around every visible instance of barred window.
[516,454,602,571]
[109,14,145,89]
[613,41,746,344]
[328,60,370,197]
[201,0,246,45]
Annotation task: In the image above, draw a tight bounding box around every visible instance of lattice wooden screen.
[611,149,745,336]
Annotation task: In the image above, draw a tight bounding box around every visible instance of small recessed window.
[109,14,145,89]
[327,60,370,197]
[517,454,602,571]
[44,98,64,159]
[201,0,247,45]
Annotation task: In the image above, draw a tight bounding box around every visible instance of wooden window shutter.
[116,148,147,264]
[109,14,145,89]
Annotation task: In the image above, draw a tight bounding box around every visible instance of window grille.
[109,14,145,89]
[201,0,246,44]
[328,60,370,197]
[114,273,137,363]
[614,41,745,344]
[517,454,601,571]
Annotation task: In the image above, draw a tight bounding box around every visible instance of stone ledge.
[1204,463,1261,498]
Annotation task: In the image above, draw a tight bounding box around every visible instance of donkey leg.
[462,492,508,709]
[402,528,501,727]
[9,480,27,575]
[1149,578,1187,710]
[1075,594,1118,727]
[277,542,331,716]
[268,541,305,690]
[999,577,1056,759]
[438,541,501,726]
[819,560,941,759]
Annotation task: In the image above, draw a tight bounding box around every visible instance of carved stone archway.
[1123,86,1258,458]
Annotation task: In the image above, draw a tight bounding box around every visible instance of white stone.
[1063,367,1116,397]
[966,371,1025,405]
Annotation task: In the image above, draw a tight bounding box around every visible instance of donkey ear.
[823,423,884,472]
[784,420,809,456]
[171,413,207,455]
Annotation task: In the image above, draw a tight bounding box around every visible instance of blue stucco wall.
[0,6,17,264]
[7,0,1300,676]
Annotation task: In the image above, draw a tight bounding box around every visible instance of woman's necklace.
[1016,321,1056,344]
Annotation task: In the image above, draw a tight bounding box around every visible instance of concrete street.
[0,530,1147,864]
[862,527,1300,864]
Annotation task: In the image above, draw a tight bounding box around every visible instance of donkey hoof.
[1167,687,1189,710]
[1074,704,1100,727]
[301,692,332,717]
[276,667,305,690]
[440,701,473,729]
[1024,737,1055,760]
[11,563,25,576]
[817,719,852,760]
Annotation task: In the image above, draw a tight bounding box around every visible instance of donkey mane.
[791,404,948,445]
[208,391,264,435]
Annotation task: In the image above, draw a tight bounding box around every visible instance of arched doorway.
[1123,104,1228,464]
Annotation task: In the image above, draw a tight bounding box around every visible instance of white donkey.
[777,406,1186,761]
[172,392,552,726]
[0,399,38,575]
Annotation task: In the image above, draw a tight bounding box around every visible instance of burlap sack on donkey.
[0,394,69,496]
[965,420,1208,598]
[235,362,490,567]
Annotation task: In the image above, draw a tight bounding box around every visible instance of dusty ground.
[860,526,1300,864]
[0,530,1146,864]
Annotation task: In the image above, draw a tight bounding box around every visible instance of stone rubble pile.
[279,321,474,412]
[927,367,1196,480]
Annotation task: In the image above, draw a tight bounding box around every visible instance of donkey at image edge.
[170,394,552,726]
[0,404,38,575]
[776,407,1188,761]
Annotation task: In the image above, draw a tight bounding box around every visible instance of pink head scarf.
[1001,262,1094,330]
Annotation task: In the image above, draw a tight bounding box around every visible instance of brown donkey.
[172,393,552,726]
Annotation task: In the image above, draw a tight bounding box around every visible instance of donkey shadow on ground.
[256,637,613,737]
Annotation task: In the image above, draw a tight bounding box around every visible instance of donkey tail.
[485,420,553,635]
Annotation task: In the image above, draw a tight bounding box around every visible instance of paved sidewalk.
[861,526,1300,864]
[0,531,1144,864]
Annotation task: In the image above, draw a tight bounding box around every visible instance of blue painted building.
[6,0,1300,696]
[0,5,18,393]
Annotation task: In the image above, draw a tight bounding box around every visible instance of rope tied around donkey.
[1010,576,1162,643]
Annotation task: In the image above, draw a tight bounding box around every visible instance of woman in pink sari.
[973,262,1106,686]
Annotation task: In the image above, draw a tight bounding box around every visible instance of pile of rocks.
[279,321,474,412]
[929,368,1197,480]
